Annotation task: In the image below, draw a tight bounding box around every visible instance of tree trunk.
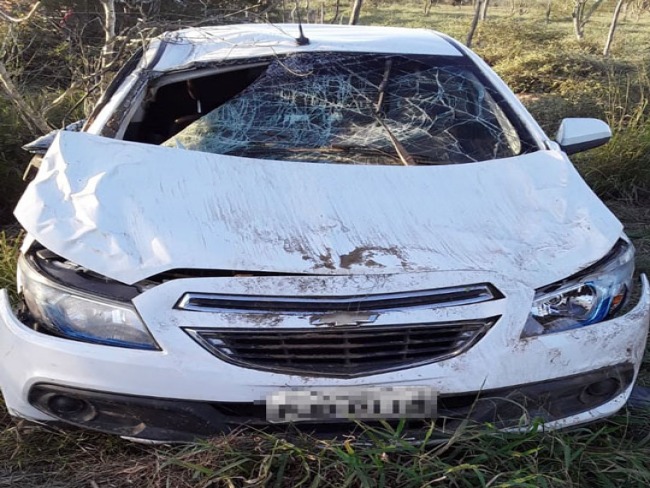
[349,0,363,25]
[603,0,626,56]
[0,61,52,135]
[99,0,116,74]
[331,0,340,23]
[479,0,490,20]
[545,0,552,22]
[573,1,585,40]
[466,0,483,47]
[573,0,606,39]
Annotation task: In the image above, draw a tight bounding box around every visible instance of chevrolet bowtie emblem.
[310,312,379,327]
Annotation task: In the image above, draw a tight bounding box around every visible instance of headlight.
[523,239,634,337]
[18,255,158,350]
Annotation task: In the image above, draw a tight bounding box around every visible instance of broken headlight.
[17,256,157,350]
[522,239,634,337]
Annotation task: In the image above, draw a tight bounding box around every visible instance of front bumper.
[1,275,649,441]
[24,364,637,442]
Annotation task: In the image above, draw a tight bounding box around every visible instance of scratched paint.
[15,131,620,286]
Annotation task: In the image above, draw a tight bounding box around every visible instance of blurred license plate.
[266,386,436,423]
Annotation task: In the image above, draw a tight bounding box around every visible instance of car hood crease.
[14,131,621,287]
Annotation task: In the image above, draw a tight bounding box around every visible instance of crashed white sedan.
[0,24,648,442]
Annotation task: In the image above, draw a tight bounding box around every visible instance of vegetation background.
[0,0,649,486]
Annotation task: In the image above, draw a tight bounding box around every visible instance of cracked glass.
[164,53,529,165]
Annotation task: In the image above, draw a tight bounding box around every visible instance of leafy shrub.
[520,93,604,134]
[573,64,650,202]
[493,51,625,94]
[471,18,650,203]
[0,231,20,302]
[0,98,30,226]
[474,19,567,63]
[575,121,650,202]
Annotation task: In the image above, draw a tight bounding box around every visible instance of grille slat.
[223,346,456,361]
[230,325,482,340]
[210,336,463,351]
[186,318,498,378]
[177,283,501,314]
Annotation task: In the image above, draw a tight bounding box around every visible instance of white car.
[1,24,648,442]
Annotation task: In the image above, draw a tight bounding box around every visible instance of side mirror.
[21,119,86,181]
[555,118,611,155]
[21,119,86,155]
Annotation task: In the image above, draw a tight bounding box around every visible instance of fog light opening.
[46,394,97,422]
[579,378,620,405]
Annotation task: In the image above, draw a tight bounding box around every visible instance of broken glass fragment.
[164,53,525,165]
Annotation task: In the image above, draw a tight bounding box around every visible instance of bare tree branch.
[466,0,484,47]
[0,60,52,134]
[573,0,606,40]
[0,1,41,24]
[604,0,627,56]
[99,0,117,77]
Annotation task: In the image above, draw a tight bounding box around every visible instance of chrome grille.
[185,317,498,378]
[176,283,501,313]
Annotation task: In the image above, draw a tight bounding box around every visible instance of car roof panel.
[149,23,464,72]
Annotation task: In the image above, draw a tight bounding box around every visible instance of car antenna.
[294,0,310,46]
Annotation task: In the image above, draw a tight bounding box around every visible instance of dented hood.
[15,132,621,286]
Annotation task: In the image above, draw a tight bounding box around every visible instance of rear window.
[164,52,535,165]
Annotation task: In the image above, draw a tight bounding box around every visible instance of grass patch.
[3,414,650,487]
[609,202,650,278]
[575,122,650,202]
[0,232,20,303]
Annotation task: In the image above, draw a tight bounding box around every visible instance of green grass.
[2,412,650,487]
[0,232,20,303]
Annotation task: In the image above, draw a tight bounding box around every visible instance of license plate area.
[266,386,437,423]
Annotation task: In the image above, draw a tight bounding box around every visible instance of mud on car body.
[1,24,649,442]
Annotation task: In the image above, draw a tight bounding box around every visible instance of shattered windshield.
[163,53,531,165]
